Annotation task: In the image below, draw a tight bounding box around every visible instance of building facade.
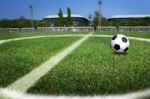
[109,15,150,26]
[43,14,89,27]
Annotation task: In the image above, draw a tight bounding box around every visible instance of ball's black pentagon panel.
[124,47,128,52]
[122,37,127,43]
[112,35,117,40]
[114,44,120,50]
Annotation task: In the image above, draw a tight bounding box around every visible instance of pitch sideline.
[0,35,86,44]
[0,35,150,45]
[0,87,150,99]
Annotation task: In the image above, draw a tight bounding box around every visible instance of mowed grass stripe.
[28,37,150,95]
[0,32,89,40]
[0,37,80,87]
[7,32,93,93]
[1,32,150,40]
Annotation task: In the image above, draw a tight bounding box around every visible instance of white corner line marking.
[6,32,93,93]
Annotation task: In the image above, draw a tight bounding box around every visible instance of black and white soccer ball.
[111,34,129,53]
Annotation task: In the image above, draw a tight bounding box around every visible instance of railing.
[0,26,150,33]
[97,27,116,32]
[118,26,150,32]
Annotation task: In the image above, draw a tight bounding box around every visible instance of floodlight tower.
[98,0,102,27]
[29,4,34,28]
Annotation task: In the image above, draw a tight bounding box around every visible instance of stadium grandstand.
[109,15,150,26]
[43,14,89,27]
[110,15,150,19]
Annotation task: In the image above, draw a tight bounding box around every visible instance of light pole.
[29,4,34,28]
[98,0,102,28]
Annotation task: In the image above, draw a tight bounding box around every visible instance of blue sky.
[0,0,150,20]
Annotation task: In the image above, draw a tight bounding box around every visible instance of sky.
[0,0,150,20]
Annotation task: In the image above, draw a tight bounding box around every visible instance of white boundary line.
[0,34,150,99]
[0,35,86,44]
[92,35,150,42]
[0,88,150,99]
[0,35,150,45]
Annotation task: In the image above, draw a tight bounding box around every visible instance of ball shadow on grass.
[112,52,128,56]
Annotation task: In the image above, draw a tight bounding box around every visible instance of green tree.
[92,11,99,27]
[91,11,110,26]
[66,7,72,26]
[88,14,93,26]
[35,20,46,27]
[55,8,64,27]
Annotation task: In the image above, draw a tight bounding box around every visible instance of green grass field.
[0,37,81,87]
[0,32,150,97]
[0,32,88,40]
[0,31,150,40]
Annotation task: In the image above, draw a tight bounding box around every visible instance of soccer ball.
[111,34,129,53]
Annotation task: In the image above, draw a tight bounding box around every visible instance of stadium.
[43,14,89,26]
[109,15,150,26]
[0,0,150,99]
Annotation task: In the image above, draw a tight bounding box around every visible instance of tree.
[66,7,72,26]
[101,17,110,26]
[88,14,93,26]
[55,8,64,27]
[0,17,41,28]
[92,11,99,27]
[91,11,110,26]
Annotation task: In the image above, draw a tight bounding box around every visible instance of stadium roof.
[44,14,84,18]
[110,15,150,19]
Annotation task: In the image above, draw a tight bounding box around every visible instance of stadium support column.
[29,4,34,28]
[98,0,102,30]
